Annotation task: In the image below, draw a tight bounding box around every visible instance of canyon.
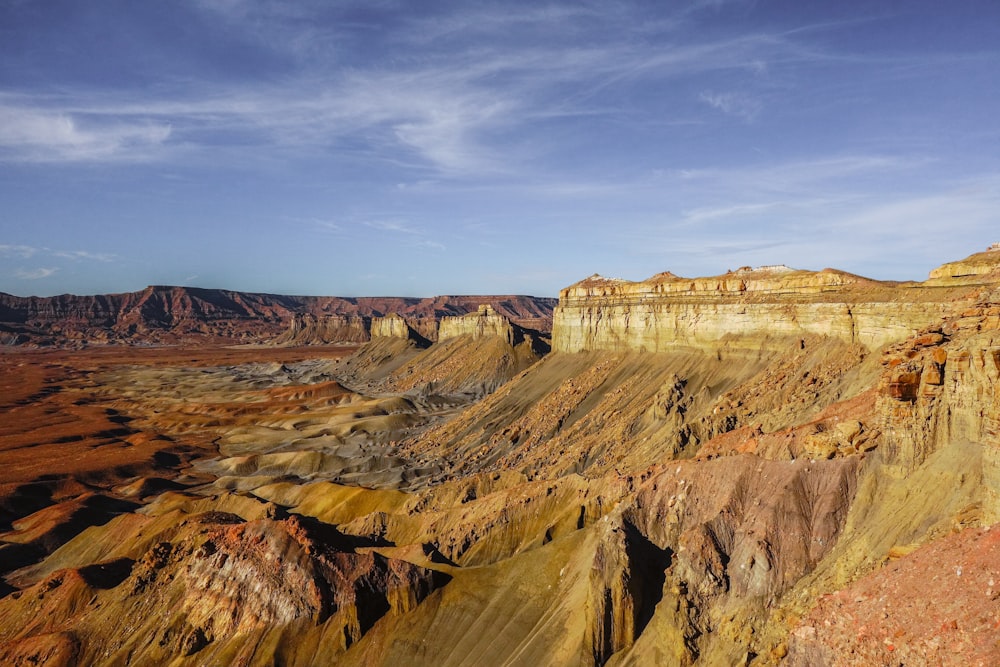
[0,286,556,348]
[1,246,999,665]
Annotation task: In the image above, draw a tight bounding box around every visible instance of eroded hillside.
[2,249,1000,666]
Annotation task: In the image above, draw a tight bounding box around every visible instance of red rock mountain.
[0,286,556,347]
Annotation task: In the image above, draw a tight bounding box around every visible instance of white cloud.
[310,219,342,233]
[52,250,116,262]
[364,220,421,235]
[15,267,58,280]
[680,200,801,225]
[699,90,762,120]
[0,244,38,258]
[0,103,172,163]
[674,154,922,193]
[0,5,832,174]
[638,171,1000,279]
[1,244,117,267]
[416,239,446,251]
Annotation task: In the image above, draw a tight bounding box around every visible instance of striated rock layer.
[553,250,1000,353]
[438,305,515,344]
[0,287,556,348]
[370,313,415,340]
[273,313,372,345]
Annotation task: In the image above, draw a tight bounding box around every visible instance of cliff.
[272,313,371,345]
[438,305,515,344]
[552,250,1000,354]
[0,287,556,348]
[927,244,1000,283]
[370,313,415,340]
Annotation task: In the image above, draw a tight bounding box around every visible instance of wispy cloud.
[633,169,1000,279]
[0,4,842,173]
[1,244,117,263]
[674,154,925,193]
[289,217,342,234]
[15,267,57,280]
[416,239,446,251]
[0,244,38,258]
[680,200,806,225]
[364,220,421,235]
[699,90,762,120]
[52,250,116,262]
[0,102,172,163]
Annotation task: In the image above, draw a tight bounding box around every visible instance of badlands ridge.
[1,246,999,665]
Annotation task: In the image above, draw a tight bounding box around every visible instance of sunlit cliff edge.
[553,247,1000,353]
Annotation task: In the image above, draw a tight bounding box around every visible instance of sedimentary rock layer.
[273,313,372,345]
[552,249,1000,353]
[370,313,415,340]
[0,286,556,347]
[438,305,515,344]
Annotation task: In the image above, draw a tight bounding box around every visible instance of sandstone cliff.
[370,313,415,340]
[927,243,1000,283]
[438,305,515,344]
[273,313,371,345]
[552,251,1000,354]
[337,305,547,398]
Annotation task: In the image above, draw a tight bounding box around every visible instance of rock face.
[786,525,1000,667]
[340,306,548,397]
[0,287,556,348]
[370,313,415,339]
[928,243,1000,282]
[274,313,371,345]
[0,510,447,665]
[438,305,515,344]
[552,255,1000,353]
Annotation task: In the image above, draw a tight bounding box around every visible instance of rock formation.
[928,243,1000,282]
[370,313,414,339]
[339,305,547,397]
[274,313,371,345]
[438,305,515,344]
[2,248,1000,665]
[0,287,556,348]
[553,258,998,353]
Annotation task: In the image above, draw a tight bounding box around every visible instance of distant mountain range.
[0,285,557,348]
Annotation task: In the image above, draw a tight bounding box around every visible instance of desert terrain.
[2,248,1000,665]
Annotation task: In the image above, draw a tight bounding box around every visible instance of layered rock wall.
[438,305,515,345]
[370,314,413,339]
[274,313,370,345]
[0,288,556,348]
[552,256,1000,354]
[928,245,1000,283]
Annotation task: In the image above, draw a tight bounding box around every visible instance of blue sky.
[2,0,1000,297]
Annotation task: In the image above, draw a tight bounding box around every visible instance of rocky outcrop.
[552,255,1000,354]
[0,510,448,665]
[274,313,371,345]
[370,313,414,339]
[927,243,1000,283]
[785,524,1000,666]
[438,305,515,344]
